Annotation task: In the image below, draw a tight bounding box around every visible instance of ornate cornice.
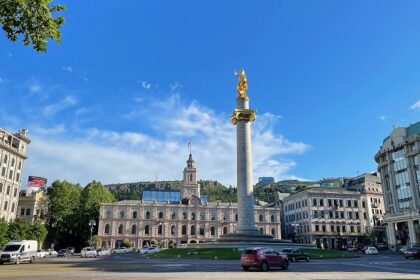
[231,109,256,125]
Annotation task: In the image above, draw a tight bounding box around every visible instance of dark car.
[281,248,310,262]
[57,249,71,258]
[403,246,420,259]
[240,247,289,271]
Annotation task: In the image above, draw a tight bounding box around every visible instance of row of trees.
[46,180,115,250]
[0,219,47,248]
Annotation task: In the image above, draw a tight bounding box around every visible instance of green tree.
[0,0,66,52]
[7,218,30,240]
[81,181,115,220]
[0,218,8,248]
[91,235,101,249]
[29,222,48,249]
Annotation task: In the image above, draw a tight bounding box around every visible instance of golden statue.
[235,68,248,99]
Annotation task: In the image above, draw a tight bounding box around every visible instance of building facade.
[17,191,48,224]
[344,173,386,233]
[98,154,281,248]
[0,128,30,222]
[283,187,370,249]
[374,122,420,250]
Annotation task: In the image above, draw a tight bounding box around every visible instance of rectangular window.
[312,199,317,206]
[21,208,25,216]
[3,155,7,164]
[26,208,30,216]
[315,225,319,231]
[320,199,324,206]
[15,173,20,182]
[9,170,13,180]
[13,188,17,197]
[347,200,351,207]
[11,203,15,213]
[11,158,15,167]
[339,200,343,207]
[17,161,21,170]
[1,167,5,177]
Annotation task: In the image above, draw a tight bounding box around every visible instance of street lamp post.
[89,219,97,248]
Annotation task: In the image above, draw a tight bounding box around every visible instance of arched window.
[259,227,263,234]
[182,225,187,235]
[158,225,162,235]
[200,212,205,220]
[132,211,137,219]
[145,211,150,219]
[191,212,196,220]
[104,224,110,234]
[259,214,263,222]
[145,225,150,235]
[191,225,196,235]
[210,212,216,221]
[120,210,125,219]
[199,225,204,235]
[106,209,112,219]
[131,225,137,234]
[235,214,238,221]
[210,226,215,236]
[159,211,164,219]
[171,212,176,220]
[171,225,176,235]
[271,228,275,236]
[223,226,228,235]
[271,215,275,223]
[118,224,123,234]
[183,212,187,220]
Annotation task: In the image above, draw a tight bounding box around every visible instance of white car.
[36,250,47,258]
[80,247,97,258]
[97,248,111,256]
[139,247,159,255]
[47,249,58,256]
[112,247,131,254]
[365,247,378,255]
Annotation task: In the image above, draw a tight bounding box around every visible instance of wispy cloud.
[82,70,88,82]
[170,82,182,92]
[379,115,387,121]
[7,52,12,58]
[61,66,73,73]
[410,100,420,110]
[42,96,77,117]
[23,93,308,186]
[140,80,151,90]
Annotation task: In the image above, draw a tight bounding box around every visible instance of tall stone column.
[387,222,397,251]
[234,97,259,234]
[408,220,417,244]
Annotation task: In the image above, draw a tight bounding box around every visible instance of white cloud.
[23,94,309,187]
[0,77,3,83]
[379,115,387,121]
[42,96,77,117]
[410,100,420,110]
[140,81,151,90]
[7,52,12,58]
[170,82,182,92]
[61,66,73,73]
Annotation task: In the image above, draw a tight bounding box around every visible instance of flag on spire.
[188,140,192,154]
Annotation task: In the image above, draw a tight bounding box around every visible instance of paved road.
[1,253,419,280]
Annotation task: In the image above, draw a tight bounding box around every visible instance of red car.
[240,247,289,271]
[403,246,420,259]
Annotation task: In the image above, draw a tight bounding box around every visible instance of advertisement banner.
[27,176,47,188]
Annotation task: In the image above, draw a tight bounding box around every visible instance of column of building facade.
[407,220,418,244]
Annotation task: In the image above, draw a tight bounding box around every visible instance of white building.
[0,128,30,222]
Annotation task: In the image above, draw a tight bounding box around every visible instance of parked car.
[81,247,97,258]
[66,247,75,255]
[403,246,420,259]
[97,248,112,256]
[112,247,131,254]
[139,247,159,255]
[36,250,47,258]
[0,240,38,264]
[240,247,289,271]
[47,249,58,256]
[365,247,378,255]
[57,249,71,258]
[281,248,310,262]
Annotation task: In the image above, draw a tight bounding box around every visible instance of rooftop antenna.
[188,140,192,155]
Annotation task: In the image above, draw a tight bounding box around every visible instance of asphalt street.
[0,253,419,280]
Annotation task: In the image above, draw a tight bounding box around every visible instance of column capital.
[231,109,256,125]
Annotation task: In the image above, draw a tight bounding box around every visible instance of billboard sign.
[27,176,47,188]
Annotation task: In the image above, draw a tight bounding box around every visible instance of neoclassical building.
[98,154,281,248]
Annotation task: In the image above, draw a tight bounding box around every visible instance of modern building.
[98,153,282,248]
[283,187,369,249]
[0,128,31,222]
[374,121,420,250]
[258,177,275,185]
[17,190,48,224]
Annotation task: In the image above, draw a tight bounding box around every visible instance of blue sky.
[1,1,420,187]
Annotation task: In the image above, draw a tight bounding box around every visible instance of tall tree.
[29,222,48,249]
[7,219,30,240]
[0,218,8,247]
[0,0,66,52]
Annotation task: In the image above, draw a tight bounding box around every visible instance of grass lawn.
[149,247,358,260]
